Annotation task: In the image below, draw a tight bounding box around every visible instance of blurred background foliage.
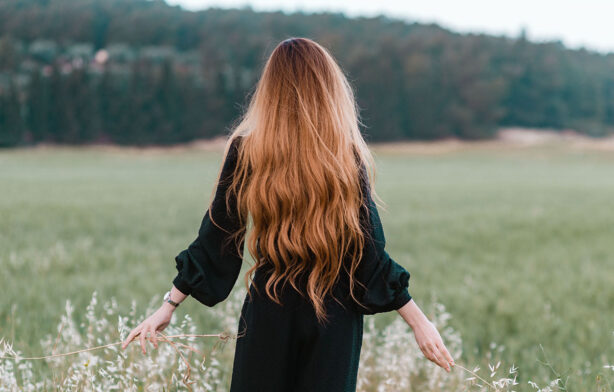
[0,0,613,146]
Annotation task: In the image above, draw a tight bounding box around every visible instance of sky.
[166,0,614,54]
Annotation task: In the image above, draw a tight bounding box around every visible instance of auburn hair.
[213,37,379,324]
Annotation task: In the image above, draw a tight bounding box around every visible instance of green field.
[1,143,613,390]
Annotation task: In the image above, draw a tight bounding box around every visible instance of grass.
[1,142,613,390]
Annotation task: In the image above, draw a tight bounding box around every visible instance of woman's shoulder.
[230,134,245,146]
[225,135,244,162]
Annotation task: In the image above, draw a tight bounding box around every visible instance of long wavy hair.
[214,37,378,324]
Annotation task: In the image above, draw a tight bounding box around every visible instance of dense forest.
[0,0,613,146]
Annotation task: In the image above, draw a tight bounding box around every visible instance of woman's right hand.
[121,304,174,354]
[396,299,455,372]
[411,317,455,372]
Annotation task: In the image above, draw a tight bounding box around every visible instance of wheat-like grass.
[1,291,610,391]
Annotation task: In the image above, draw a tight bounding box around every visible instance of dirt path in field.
[12,128,614,154]
[372,128,614,154]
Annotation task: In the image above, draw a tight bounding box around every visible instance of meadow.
[1,140,613,391]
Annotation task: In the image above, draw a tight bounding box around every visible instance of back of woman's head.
[224,37,377,324]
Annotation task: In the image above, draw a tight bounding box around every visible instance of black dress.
[172,136,412,392]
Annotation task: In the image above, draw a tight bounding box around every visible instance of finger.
[439,342,455,367]
[427,350,441,368]
[149,326,158,349]
[424,343,437,359]
[433,348,450,372]
[421,344,434,361]
[122,327,139,349]
[424,345,444,369]
[422,345,435,361]
[139,327,147,354]
[121,332,132,349]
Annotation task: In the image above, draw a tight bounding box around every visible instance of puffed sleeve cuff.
[361,256,412,314]
[390,288,412,310]
[172,274,192,297]
[172,251,192,296]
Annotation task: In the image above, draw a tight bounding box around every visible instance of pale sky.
[166,0,614,54]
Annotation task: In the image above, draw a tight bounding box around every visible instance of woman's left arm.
[121,285,186,354]
[171,136,245,306]
[122,136,245,353]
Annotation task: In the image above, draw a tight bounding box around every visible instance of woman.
[122,37,454,391]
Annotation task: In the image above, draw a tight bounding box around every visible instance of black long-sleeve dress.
[172,136,412,392]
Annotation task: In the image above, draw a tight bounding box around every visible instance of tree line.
[0,0,613,146]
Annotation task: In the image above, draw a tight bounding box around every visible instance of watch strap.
[164,291,180,307]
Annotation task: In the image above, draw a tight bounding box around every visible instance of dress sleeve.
[350,164,412,315]
[172,136,245,307]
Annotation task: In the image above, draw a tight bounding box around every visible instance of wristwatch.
[163,291,180,307]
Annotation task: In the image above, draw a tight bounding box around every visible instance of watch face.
[164,291,170,301]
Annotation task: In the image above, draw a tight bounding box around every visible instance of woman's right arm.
[354,164,455,372]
